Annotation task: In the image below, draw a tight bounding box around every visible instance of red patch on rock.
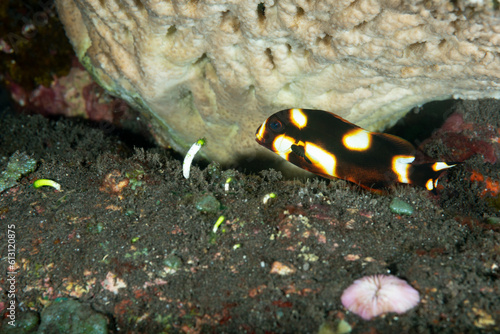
[469,170,500,197]
[423,112,499,164]
[114,299,133,315]
[272,300,293,308]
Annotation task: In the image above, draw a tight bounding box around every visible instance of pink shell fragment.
[341,274,420,320]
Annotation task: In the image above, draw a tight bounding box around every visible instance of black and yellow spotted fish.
[255,108,457,192]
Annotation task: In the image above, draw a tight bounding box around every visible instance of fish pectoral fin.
[291,144,312,164]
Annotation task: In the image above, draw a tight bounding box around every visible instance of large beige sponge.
[55,0,500,165]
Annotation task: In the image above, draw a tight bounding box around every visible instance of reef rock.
[55,0,500,165]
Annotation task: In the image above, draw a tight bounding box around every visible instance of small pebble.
[269,261,296,275]
[389,198,414,216]
[0,151,37,193]
[37,299,108,334]
[2,311,40,333]
[486,217,500,225]
[195,194,220,213]
[164,254,183,269]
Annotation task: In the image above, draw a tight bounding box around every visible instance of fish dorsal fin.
[372,132,416,156]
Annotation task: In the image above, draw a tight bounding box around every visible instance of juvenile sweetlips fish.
[255,108,457,192]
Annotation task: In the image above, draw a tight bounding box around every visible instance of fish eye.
[269,119,283,132]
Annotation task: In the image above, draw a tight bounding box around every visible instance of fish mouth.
[255,129,263,143]
[255,125,274,150]
[255,119,267,143]
[255,133,268,147]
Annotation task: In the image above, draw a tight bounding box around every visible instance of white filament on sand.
[262,192,276,204]
[224,177,232,192]
[183,138,206,179]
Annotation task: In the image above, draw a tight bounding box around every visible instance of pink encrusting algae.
[341,274,420,320]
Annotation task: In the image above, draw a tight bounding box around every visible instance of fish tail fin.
[409,162,459,193]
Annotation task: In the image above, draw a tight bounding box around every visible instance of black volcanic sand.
[0,100,499,333]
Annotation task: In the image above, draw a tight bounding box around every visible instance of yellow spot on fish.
[273,134,295,160]
[256,119,267,141]
[426,179,434,191]
[304,142,337,177]
[290,109,307,129]
[392,156,415,184]
[342,129,372,151]
[432,162,454,171]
